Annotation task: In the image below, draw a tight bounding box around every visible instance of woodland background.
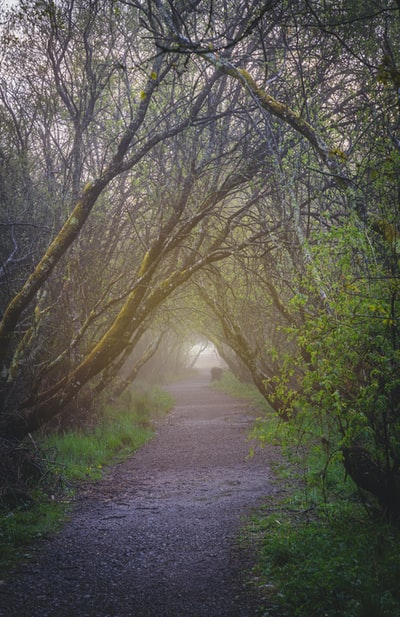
[0,0,399,522]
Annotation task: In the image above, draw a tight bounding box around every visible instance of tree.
[138,0,400,516]
[0,0,278,439]
[1,0,400,518]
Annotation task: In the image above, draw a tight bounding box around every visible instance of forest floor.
[0,371,280,617]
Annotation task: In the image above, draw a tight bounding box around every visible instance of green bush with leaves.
[265,219,400,517]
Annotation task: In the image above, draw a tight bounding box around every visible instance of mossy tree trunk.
[0,149,267,440]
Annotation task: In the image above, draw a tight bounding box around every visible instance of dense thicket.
[0,0,399,517]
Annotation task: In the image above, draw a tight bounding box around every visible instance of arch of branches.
[1,0,399,516]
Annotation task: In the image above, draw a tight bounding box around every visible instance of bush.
[216,371,400,617]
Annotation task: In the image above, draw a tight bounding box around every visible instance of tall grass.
[43,384,173,481]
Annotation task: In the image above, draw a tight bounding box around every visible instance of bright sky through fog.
[192,343,224,369]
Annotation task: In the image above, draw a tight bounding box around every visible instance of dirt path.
[0,372,277,617]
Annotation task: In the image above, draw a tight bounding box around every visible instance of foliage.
[217,371,400,617]
[250,499,400,617]
[258,217,400,516]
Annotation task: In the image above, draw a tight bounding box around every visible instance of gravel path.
[0,372,277,616]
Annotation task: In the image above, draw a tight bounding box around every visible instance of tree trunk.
[343,446,400,519]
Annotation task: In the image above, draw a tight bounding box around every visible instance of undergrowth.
[216,372,400,617]
[0,383,174,577]
[44,384,173,482]
[0,495,69,579]
[249,497,400,617]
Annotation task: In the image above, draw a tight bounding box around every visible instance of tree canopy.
[0,0,399,517]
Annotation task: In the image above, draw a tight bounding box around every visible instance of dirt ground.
[0,371,279,617]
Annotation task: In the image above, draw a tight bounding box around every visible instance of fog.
[191,342,225,370]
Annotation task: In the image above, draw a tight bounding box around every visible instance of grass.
[0,383,174,577]
[249,499,400,617]
[0,495,69,578]
[43,383,174,482]
[212,370,272,409]
[216,372,400,617]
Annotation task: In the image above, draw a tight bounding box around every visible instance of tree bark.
[0,55,165,372]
